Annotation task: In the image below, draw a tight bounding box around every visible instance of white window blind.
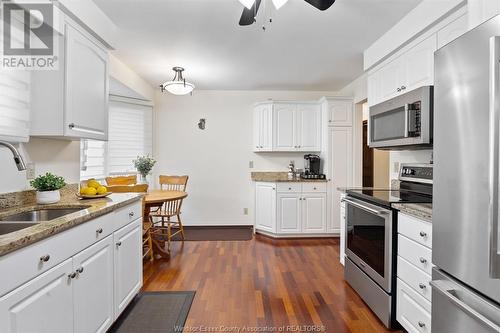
[108,100,153,175]
[80,98,153,180]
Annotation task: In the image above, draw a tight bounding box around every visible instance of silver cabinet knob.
[68,272,77,279]
[397,87,401,92]
[419,257,427,264]
[76,267,84,274]
[96,228,103,234]
[401,85,406,90]
[418,321,425,328]
[419,231,427,237]
[288,187,292,190]
[128,211,135,218]
[116,241,122,247]
[313,187,317,190]
[40,255,50,262]
[419,283,427,289]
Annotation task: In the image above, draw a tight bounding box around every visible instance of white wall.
[109,55,155,101]
[154,90,336,226]
[0,138,80,193]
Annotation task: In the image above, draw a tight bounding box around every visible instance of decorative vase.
[36,190,61,204]
[138,174,149,185]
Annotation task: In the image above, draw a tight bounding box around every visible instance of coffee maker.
[301,154,326,179]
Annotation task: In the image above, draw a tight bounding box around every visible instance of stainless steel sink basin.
[0,207,87,222]
[0,222,38,235]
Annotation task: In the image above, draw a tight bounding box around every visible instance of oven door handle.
[404,104,410,138]
[342,198,389,216]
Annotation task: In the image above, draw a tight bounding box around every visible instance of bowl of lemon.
[78,179,111,199]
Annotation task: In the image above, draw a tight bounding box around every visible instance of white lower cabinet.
[397,212,432,332]
[339,193,346,266]
[256,182,328,237]
[73,235,114,333]
[0,259,74,333]
[0,202,143,333]
[114,220,142,319]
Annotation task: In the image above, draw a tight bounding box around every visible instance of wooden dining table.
[143,190,188,258]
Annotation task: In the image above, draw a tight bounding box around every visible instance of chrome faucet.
[0,141,26,171]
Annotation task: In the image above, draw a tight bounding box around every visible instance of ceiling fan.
[238,0,336,26]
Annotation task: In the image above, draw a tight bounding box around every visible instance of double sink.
[0,207,89,235]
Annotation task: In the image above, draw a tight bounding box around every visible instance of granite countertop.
[251,172,328,183]
[392,203,432,222]
[0,190,143,257]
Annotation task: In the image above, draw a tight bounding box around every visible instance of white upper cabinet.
[253,103,273,151]
[326,99,353,126]
[31,16,109,141]
[368,34,437,106]
[468,0,500,29]
[273,103,297,151]
[0,71,31,143]
[437,13,468,49]
[253,102,321,152]
[296,104,321,151]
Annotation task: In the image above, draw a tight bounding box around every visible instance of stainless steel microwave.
[369,86,433,149]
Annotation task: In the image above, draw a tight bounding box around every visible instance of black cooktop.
[346,188,432,207]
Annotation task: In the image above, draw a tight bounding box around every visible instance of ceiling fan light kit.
[160,67,195,95]
[271,0,289,10]
[238,0,256,10]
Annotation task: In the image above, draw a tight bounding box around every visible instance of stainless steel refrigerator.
[433,14,500,332]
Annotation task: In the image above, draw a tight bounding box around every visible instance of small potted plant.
[30,172,66,204]
[133,155,156,184]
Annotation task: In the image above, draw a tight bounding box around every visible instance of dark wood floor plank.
[143,234,401,332]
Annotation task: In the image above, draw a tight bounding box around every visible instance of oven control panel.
[399,164,433,184]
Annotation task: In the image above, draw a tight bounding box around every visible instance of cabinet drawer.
[276,183,301,193]
[398,235,432,275]
[397,278,432,333]
[397,256,432,302]
[398,213,432,249]
[112,202,142,230]
[0,212,112,297]
[301,183,327,193]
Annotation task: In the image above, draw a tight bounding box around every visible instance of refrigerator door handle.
[431,280,500,332]
[489,36,500,278]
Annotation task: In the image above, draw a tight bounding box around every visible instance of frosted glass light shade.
[238,0,256,9]
[272,0,289,9]
[162,81,195,95]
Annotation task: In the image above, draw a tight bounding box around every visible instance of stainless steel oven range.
[343,164,433,328]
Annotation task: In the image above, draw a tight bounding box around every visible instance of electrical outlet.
[243,208,249,215]
[26,163,35,180]
[393,162,400,174]
[249,161,254,168]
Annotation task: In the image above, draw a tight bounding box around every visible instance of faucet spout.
[0,141,27,171]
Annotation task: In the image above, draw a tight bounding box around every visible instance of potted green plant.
[133,155,156,184]
[30,173,66,204]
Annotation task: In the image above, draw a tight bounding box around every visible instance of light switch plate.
[243,208,249,215]
[249,161,254,168]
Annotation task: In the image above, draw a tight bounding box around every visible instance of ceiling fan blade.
[303,0,335,11]
[239,0,262,26]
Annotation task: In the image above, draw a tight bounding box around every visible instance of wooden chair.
[159,175,189,191]
[150,175,189,250]
[105,175,137,186]
[106,183,154,262]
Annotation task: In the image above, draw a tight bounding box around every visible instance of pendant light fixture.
[160,67,195,95]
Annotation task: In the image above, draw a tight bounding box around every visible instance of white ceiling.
[94,0,422,91]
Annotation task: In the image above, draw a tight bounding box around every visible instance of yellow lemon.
[83,187,97,196]
[87,180,101,189]
[79,186,89,195]
[96,186,107,195]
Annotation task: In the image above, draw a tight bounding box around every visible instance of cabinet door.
[0,259,74,333]
[340,198,346,266]
[73,235,114,333]
[261,104,273,151]
[255,183,276,233]
[114,219,142,319]
[277,193,301,234]
[403,35,437,92]
[329,127,352,233]
[328,100,352,126]
[297,104,321,151]
[65,21,108,140]
[437,14,468,49]
[0,70,30,142]
[253,106,263,151]
[379,56,405,102]
[302,193,327,233]
[273,104,297,151]
[367,70,381,107]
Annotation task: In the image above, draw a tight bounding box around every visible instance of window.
[80,98,153,180]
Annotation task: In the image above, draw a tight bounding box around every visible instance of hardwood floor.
[143,235,402,333]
